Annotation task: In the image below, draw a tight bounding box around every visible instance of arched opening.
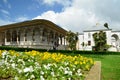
[110,34,120,51]
[24,30,27,41]
[111,34,119,46]
[6,31,11,42]
[12,30,17,42]
[111,34,119,41]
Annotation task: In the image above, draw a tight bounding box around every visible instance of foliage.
[0,50,94,80]
[93,31,107,51]
[66,31,79,50]
[0,46,47,52]
[81,42,88,50]
[104,23,109,29]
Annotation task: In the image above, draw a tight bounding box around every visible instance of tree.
[93,31,107,51]
[81,42,88,50]
[104,23,109,29]
[66,31,79,50]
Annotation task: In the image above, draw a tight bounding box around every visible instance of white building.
[78,27,120,51]
[1,19,120,51]
[0,19,67,50]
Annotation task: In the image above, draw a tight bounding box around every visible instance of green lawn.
[81,54,120,80]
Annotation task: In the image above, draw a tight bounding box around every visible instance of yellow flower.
[85,65,90,70]
[74,61,78,65]
[80,62,82,65]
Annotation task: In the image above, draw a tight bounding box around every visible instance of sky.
[0,0,120,33]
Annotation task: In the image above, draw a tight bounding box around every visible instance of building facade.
[78,29,120,51]
[0,19,67,50]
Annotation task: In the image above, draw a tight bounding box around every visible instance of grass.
[81,54,120,80]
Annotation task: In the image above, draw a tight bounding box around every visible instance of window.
[88,41,91,46]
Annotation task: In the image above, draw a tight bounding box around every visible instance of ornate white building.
[78,28,120,51]
[0,19,67,50]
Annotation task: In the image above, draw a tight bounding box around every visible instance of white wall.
[78,30,114,51]
[106,30,112,45]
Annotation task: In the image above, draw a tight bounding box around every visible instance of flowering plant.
[0,50,94,80]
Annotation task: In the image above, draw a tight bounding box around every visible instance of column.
[10,30,13,44]
[4,31,7,45]
[64,36,65,45]
[40,28,43,42]
[47,30,50,44]
[23,29,26,43]
[16,30,19,44]
[62,36,65,45]
[58,36,61,45]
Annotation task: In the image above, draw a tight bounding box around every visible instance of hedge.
[0,46,47,52]
[0,46,120,55]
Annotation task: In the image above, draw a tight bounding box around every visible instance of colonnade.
[2,25,67,49]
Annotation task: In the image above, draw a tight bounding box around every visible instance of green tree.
[104,23,109,29]
[93,31,107,51]
[81,42,88,50]
[66,31,79,50]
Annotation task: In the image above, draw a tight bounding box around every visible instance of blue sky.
[0,0,120,32]
[0,0,63,21]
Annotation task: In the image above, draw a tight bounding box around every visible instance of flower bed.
[0,50,94,80]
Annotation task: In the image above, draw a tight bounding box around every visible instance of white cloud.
[33,0,120,32]
[15,16,29,22]
[0,19,13,26]
[42,0,72,7]
[34,8,99,32]
[0,16,29,26]
[0,9,9,15]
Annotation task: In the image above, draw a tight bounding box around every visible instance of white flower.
[51,72,55,76]
[2,51,8,59]
[59,66,64,70]
[24,66,33,73]
[72,68,75,71]
[40,76,45,80]
[24,67,30,72]
[29,66,34,72]
[35,62,39,66]
[47,63,52,67]
[43,64,50,70]
[77,69,82,76]
[64,62,69,66]
[77,69,81,73]
[40,71,44,75]
[18,69,22,73]
[77,73,82,76]
[11,63,16,68]
[30,74,35,79]
[65,70,69,74]
[68,78,72,80]
[14,76,18,80]
[68,71,72,76]
[18,59,25,65]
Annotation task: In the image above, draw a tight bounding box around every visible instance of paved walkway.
[85,61,101,80]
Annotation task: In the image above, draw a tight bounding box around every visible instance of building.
[0,19,67,50]
[78,27,120,51]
